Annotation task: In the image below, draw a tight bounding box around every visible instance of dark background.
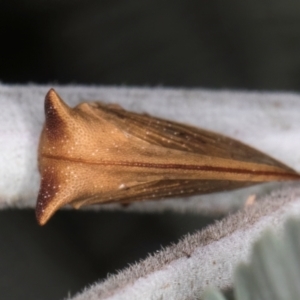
[2,0,300,89]
[1,1,300,299]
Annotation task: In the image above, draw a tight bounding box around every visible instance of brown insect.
[36,89,300,225]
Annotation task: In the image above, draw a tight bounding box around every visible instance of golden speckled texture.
[36,89,300,225]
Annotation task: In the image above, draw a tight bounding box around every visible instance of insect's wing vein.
[71,178,256,208]
[95,102,292,169]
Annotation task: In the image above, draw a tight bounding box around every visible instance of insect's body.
[36,89,300,225]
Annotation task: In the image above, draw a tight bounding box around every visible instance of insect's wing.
[96,103,293,170]
[71,178,256,209]
[67,102,299,208]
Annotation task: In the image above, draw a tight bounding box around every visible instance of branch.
[0,84,299,215]
[69,185,300,300]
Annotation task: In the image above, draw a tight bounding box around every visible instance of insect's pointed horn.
[43,89,72,141]
[36,173,66,226]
